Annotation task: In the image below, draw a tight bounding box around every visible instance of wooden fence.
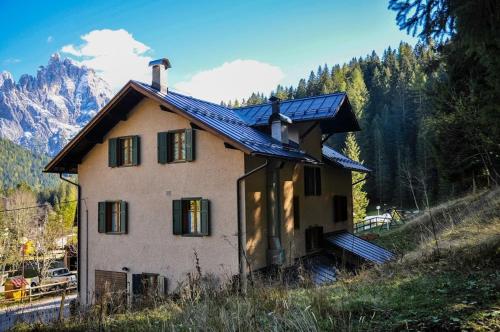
[0,280,76,305]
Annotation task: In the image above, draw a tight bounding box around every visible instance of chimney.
[148,58,171,94]
[268,96,291,144]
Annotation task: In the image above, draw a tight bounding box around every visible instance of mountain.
[0,138,59,190]
[0,54,112,156]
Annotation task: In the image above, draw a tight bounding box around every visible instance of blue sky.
[0,0,415,102]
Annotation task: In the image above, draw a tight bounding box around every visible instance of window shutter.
[185,129,195,161]
[132,136,140,165]
[159,276,168,296]
[305,228,311,251]
[108,138,118,167]
[98,202,106,233]
[132,274,143,295]
[157,132,169,164]
[200,199,210,236]
[166,132,173,162]
[120,201,128,234]
[172,200,182,235]
[315,168,322,195]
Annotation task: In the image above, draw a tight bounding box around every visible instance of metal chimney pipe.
[148,58,171,94]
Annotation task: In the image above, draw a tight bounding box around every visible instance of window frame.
[333,195,349,223]
[169,129,187,163]
[304,166,322,196]
[99,201,128,234]
[109,135,140,168]
[180,197,203,237]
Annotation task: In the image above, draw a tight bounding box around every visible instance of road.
[0,294,77,331]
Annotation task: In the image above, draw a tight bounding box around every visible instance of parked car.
[39,268,77,291]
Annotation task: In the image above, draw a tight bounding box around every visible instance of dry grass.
[12,189,500,331]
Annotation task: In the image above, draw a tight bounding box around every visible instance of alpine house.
[45,58,375,306]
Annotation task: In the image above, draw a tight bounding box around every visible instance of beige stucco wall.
[78,98,244,305]
[245,124,354,271]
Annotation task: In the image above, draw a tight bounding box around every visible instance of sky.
[0,0,416,102]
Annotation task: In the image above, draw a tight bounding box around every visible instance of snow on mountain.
[0,54,112,156]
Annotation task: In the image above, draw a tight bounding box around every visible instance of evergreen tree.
[343,133,369,222]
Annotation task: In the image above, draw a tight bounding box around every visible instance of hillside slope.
[14,189,500,331]
[0,138,59,191]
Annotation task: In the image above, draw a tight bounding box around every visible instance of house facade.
[45,58,369,305]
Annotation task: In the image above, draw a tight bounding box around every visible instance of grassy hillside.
[0,138,59,191]
[14,189,500,331]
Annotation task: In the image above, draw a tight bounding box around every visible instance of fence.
[354,216,392,233]
[0,280,76,305]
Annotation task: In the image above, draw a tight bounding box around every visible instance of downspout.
[237,158,268,294]
[59,174,82,300]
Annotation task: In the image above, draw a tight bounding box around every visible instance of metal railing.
[354,216,392,233]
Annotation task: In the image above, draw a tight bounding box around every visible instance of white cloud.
[3,58,21,64]
[47,36,53,43]
[175,60,284,103]
[61,29,152,90]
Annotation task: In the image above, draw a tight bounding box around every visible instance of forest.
[228,0,500,211]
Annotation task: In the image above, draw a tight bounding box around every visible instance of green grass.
[13,189,500,331]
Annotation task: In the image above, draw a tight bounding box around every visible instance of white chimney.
[148,58,171,94]
[268,96,292,144]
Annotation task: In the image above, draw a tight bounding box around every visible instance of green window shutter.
[166,132,173,162]
[172,200,182,235]
[98,202,106,233]
[132,136,140,165]
[200,199,210,236]
[120,201,128,234]
[185,129,195,161]
[108,138,118,167]
[157,132,169,164]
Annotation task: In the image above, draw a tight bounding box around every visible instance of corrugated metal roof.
[234,93,347,126]
[304,255,337,285]
[134,82,319,163]
[325,231,394,264]
[322,145,371,173]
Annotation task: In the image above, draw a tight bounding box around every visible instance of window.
[157,129,194,164]
[293,196,300,230]
[305,226,323,252]
[108,136,140,167]
[98,201,128,234]
[333,195,348,223]
[172,198,210,236]
[304,166,321,196]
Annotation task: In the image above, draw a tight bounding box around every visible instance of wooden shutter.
[293,196,300,230]
[172,200,182,235]
[120,201,128,234]
[132,274,143,295]
[157,132,169,164]
[98,202,106,233]
[108,138,118,167]
[333,196,348,223]
[166,132,173,162]
[185,129,195,161]
[132,136,140,165]
[200,199,210,236]
[158,276,168,296]
[315,168,322,195]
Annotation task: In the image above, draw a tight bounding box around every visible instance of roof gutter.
[236,157,268,294]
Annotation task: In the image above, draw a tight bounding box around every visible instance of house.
[44,58,372,306]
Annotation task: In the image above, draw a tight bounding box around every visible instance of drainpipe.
[266,161,285,267]
[59,174,82,300]
[237,158,268,294]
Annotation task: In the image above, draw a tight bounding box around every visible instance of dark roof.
[45,81,319,173]
[234,93,360,132]
[322,145,371,173]
[324,231,394,264]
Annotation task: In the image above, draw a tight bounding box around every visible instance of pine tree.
[295,79,307,98]
[343,133,369,222]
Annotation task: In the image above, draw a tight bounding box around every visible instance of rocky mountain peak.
[0,55,112,156]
